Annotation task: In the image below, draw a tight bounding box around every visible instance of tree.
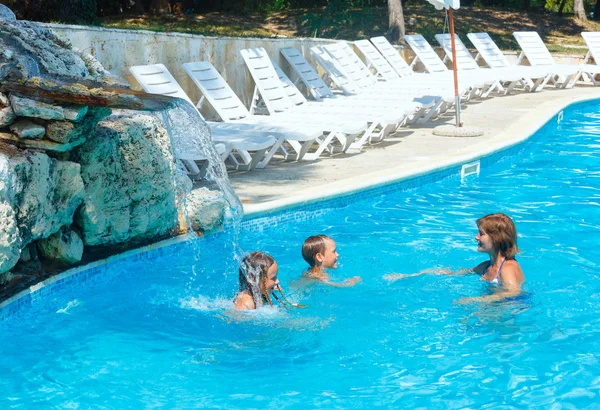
[574,0,587,20]
[387,0,405,44]
[594,0,600,21]
[558,0,567,16]
[149,0,171,14]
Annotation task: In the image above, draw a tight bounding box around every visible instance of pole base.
[432,124,484,137]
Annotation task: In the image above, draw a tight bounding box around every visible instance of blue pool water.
[3,101,600,407]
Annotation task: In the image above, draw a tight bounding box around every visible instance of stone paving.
[227,86,600,216]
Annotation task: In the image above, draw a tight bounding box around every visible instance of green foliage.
[15,0,99,24]
[543,0,597,13]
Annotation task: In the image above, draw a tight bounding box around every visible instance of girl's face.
[264,262,279,292]
[475,226,494,254]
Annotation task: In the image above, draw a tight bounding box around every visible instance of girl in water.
[384,213,525,303]
[234,252,302,310]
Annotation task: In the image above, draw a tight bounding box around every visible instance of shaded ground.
[99,4,600,52]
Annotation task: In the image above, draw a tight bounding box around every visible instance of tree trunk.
[558,0,567,16]
[149,0,171,14]
[387,0,405,44]
[594,0,600,20]
[574,0,588,21]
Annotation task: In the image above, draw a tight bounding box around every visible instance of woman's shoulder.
[500,259,524,285]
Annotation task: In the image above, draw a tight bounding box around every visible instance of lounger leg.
[560,74,576,89]
[417,99,444,124]
[255,137,285,169]
[237,148,268,171]
[302,133,336,160]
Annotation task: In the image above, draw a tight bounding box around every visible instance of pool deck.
[229,86,600,217]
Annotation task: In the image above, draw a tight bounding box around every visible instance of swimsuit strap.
[495,257,507,281]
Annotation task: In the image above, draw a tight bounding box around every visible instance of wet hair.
[302,235,333,267]
[238,251,275,307]
[476,213,519,259]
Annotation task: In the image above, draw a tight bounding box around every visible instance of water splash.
[156,99,245,288]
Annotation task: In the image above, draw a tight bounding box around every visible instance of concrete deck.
[228,87,600,217]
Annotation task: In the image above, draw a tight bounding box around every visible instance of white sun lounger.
[129,63,278,171]
[241,47,395,151]
[404,34,501,97]
[270,57,405,145]
[352,39,456,110]
[435,33,542,94]
[579,32,600,85]
[512,31,600,88]
[368,36,474,100]
[182,61,340,160]
[466,32,551,92]
[313,42,434,113]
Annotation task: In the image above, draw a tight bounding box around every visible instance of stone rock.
[5,150,84,246]
[0,105,15,128]
[0,19,126,86]
[9,119,45,139]
[45,107,110,143]
[63,105,88,123]
[0,200,21,274]
[9,95,64,120]
[45,121,74,143]
[38,226,83,264]
[0,92,9,107]
[19,244,31,262]
[0,131,86,152]
[0,4,16,22]
[73,111,181,246]
[183,188,227,232]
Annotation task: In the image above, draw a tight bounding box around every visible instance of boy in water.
[301,235,361,287]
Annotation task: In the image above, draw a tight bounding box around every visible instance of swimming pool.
[2,100,600,407]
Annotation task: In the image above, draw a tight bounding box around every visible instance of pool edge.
[242,93,592,218]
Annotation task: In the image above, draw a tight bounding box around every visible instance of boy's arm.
[321,276,362,287]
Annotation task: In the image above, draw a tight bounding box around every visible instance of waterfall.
[158,98,243,222]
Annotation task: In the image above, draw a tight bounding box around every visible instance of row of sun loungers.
[128,31,600,177]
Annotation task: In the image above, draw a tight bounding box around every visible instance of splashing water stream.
[157,99,246,285]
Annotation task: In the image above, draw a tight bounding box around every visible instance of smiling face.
[319,239,339,269]
[264,262,279,292]
[475,227,494,255]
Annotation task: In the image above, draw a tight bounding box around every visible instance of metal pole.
[448,7,461,127]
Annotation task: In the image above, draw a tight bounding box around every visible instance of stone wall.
[46,24,337,120]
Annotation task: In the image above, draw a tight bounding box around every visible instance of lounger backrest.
[182,61,251,122]
[353,40,401,81]
[309,45,361,95]
[129,63,195,106]
[240,47,297,114]
[370,37,414,77]
[320,43,375,91]
[338,41,377,86]
[270,58,309,107]
[434,33,480,71]
[466,32,510,69]
[513,32,555,66]
[581,32,600,64]
[279,47,335,101]
[404,34,449,73]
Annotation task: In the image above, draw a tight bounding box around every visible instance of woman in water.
[384,213,525,303]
